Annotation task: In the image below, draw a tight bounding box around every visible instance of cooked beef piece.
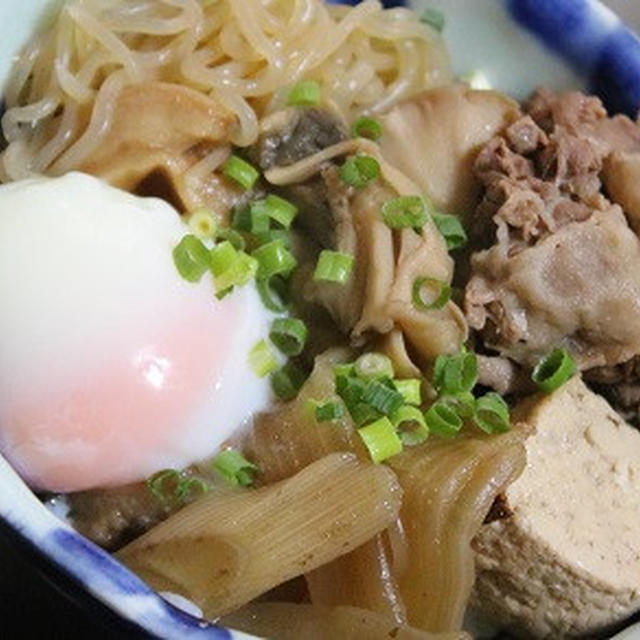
[465,89,640,370]
[476,354,534,396]
[67,482,179,551]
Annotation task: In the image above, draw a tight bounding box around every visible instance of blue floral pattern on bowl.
[1,1,640,638]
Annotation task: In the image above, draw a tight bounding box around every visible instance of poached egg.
[0,172,273,492]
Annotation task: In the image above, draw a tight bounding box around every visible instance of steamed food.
[1,0,640,638]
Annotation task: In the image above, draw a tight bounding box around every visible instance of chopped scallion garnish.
[147,469,210,503]
[147,469,181,501]
[249,339,279,378]
[172,234,211,283]
[412,276,452,311]
[351,116,383,141]
[209,241,258,294]
[440,390,476,419]
[354,352,394,381]
[257,276,289,312]
[271,362,307,400]
[362,379,405,416]
[250,202,271,234]
[473,392,511,434]
[223,155,260,191]
[188,208,218,239]
[315,400,345,423]
[432,213,467,251]
[252,195,298,229]
[253,228,292,249]
[358,417,403,463]
[394,378,422,406]
[339,155,380,189]
[381,196,428,230]
[252,239,297,280]
[231,205,252,232]
[269,317,308,357]
[424,401,463,437]
[432,350,478,396]
[392,405,429,446]
[313,250,354,284]
[287,80,322,107]
[531,347,576,392]
[175,477,209,502]
[217,227,246,251]
[212,449,258,487]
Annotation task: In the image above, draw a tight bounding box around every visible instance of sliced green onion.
[335,374,376,426]
[231,205,252,232]
[336,372,366,405]
[252,240,297,280]
[339,155,380,189]
[218,252,258,294]
[532,347,576,392]
[253,228,292,249]
[217,227,246,251]
[358,417,403,463]
[313,250,354,284]
[208,241,257,294]
[392,405,429,446]
[354,352,394,381]
[440,391,476,419]
[381,196,428,230]
[421,7,445,32]
[271,362,306,400]
[424,401,463,437]
[362,379,405,416]
[433,350,478,396]
[212,449,258,487]
[252,195,298,230]
[172,234,211,283]
[188,208,218,239]
[351,403,383,428]
[394,379,422,406]
[250,202,271,234]
[287,80,321,107]
[210,241,237,277]
[432,213,468,251]
[147,469,181,501]
[412,276,452,311]
[315,400,345,423]
[334,363,356,379]
[351,116,382,141]
[175,477,210,502]
[473,392,511,434]
[269,318,308,357]
[223,155,260,191]
[257,276,289,312]
[249,339,279,378]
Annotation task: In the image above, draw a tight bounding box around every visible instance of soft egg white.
[0,172,274,492]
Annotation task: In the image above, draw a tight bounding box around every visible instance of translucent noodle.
[221,603,471,640]
[1,0,451,180]
[117,453,402,619]
[388,429,527,632]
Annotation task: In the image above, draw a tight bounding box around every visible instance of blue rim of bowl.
[1,1,640,638]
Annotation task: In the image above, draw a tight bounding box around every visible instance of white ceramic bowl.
[1,1,640,638]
